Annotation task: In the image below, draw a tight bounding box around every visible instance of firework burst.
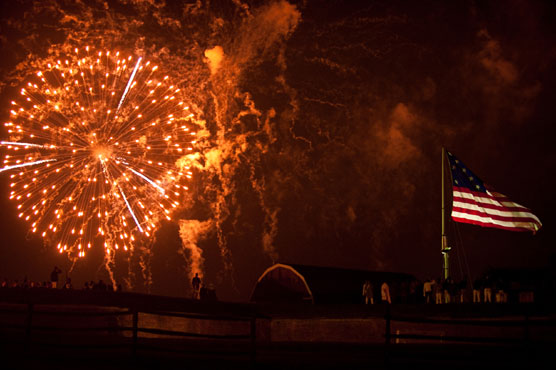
[1,46,197,259]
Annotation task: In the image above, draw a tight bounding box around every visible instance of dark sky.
[0,0,555,301]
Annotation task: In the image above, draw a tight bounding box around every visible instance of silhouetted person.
[423,278,433,303]
[483,276,493,303]
[434,278,443,304]
[192,273,201,299]
[63,277,73,289]
[95,279,107,291]
[362,280,374,304]
[457,278,467,303]
[381,281,391,304]
[200,284,208,300]
[473,278,482,303]
[443,277,453,304]
[50,266,62,289]
[495,279,507,303]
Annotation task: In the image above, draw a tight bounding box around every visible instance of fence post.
[132,310,138,356]
[384,304,391,369]
[385,304,391,345]
[24,303,33,353]
[250,317,257,365]
[523,312,529,344]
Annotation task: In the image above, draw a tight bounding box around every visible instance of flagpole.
[441,147,450,280]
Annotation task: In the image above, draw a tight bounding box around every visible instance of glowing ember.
[1,46,197,258]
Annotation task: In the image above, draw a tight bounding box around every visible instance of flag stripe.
[452,212,539,230]
[447,151,541,233]
[451,215,536,232]
[453,188,532,211]
[453,196,529,213]
[453,189,540,222]
[452,206,541,225]
[454,186,512,201]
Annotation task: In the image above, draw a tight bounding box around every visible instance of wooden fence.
[1,289,556,366]
[0,289,258,361]
[384,304,556,345]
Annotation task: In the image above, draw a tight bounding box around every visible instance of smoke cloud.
[204,45,224,75]
[1,0,553,300]
[477,30,518,85]
[178,219,213,286]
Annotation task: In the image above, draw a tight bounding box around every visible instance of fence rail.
[0,299,257,360]
[384,305,556,346]
[2,290,556,364]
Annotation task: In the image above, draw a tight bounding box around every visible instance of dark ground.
[1,339,552,370]
[1,288,555,369]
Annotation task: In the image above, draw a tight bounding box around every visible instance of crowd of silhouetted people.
[0,277,124,292]
[420,276,515,304]
[1,266,123,292]
[191,272,217,301]
[1,267,215,299]
[362,275,543,305]
[1,277,123,290]
[0,266,545,305]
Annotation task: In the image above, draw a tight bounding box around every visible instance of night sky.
[0,0,555,301]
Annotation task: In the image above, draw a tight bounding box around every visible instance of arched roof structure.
[251,263,315,303]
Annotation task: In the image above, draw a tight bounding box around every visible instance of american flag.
[447,151,542,233]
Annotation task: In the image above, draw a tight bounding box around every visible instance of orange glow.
[1,47,198,259]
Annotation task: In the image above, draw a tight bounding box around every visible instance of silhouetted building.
[250,263,417,304]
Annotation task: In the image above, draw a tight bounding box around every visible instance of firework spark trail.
[250,166,279,262]
[170,1,301,294]
[127,167,165,194]
[103,249,117,289]
[0,158,57,173]
[139,247,153,292]
[117,57,142,113]
[0,141,51,148]
[117,184,144,233]
[1,46,197,261]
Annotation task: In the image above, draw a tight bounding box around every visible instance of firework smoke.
[2,1,551,299]
[178,219,213,288]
